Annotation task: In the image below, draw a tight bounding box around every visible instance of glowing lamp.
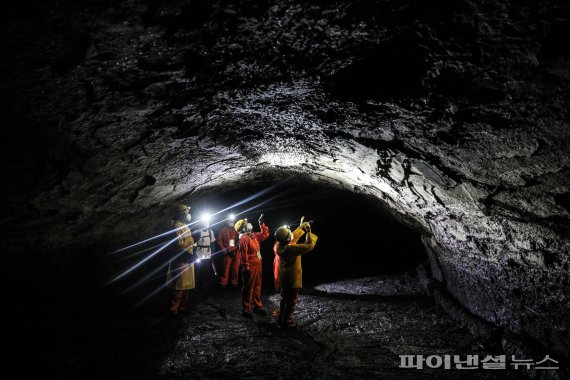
[201,213,212,224]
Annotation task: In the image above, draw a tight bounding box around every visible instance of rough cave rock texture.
[1,0,569,356]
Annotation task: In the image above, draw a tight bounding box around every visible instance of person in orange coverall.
[235,214,269,318]
[218,216,240,289]
[274,217,318,328]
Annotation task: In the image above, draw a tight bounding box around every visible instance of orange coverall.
[218,225,240,287]
[238,223,269,314]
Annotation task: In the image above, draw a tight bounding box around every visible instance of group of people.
[166,204,318,329]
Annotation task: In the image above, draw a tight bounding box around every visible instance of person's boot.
[242,310,253,319]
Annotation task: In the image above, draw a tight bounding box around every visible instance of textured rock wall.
[1,0,569,356]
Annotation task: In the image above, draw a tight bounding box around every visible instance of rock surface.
[50,275,520,379]
[1,0,569,359]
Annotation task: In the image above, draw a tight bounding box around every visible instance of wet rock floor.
[54,273,520,379]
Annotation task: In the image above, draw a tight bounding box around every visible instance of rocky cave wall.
[1,0,569,356]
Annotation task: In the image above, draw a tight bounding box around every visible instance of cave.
[104,180,429,311]
[1,0,569,378]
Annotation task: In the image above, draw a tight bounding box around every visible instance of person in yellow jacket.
[274,217,318,328]
[166,204,196,316]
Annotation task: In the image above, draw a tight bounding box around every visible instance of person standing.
[235,214,269,318]
[195,220,217,292]
[274,217,318,329]
[167,204,196,316]
[218,216,240,289]
[273,252,281,292]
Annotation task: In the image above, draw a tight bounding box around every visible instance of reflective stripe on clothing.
[196,229,216,259]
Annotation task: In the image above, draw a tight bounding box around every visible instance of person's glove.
[258,213,264,224]
[301,220,312,232]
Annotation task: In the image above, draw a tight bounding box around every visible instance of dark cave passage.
[107,179,428,308]
[182,181,427,283]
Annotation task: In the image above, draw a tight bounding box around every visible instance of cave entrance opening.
[189,178,428,288]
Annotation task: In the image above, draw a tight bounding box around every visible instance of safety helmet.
[234,219,247,232]
[274,226,292,244]
[174,204,191,221]
[175,204,190,213]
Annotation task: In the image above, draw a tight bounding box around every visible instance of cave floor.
[54,273,519,379]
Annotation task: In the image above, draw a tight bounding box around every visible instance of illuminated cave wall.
[1,0,569,357]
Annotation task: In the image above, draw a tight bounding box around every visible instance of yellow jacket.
[168,220,195,290]
[174,220,194,253]
[275,227,318,289]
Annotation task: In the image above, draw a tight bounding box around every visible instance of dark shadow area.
[22,178,428,377]
[326,30,430,101]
